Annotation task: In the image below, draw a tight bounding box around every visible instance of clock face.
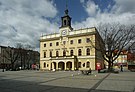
[62,30,67,35]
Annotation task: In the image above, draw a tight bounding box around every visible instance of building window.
[44,44,46,47]
[56,42,59,46]
[50,51,52,57]
[64,20,66,26]
[78,62,81,68]
[70,40,73,44]
[44,52,46,58]
[78,49,82,56]
[86,38,90,43]
[78,39,81,44]
[63,41,66,45]
[86,48,90,55]
[56,51,59,57]
[86,62,90,68]
[44,62,46,68]
[83,63,85,67]
[70,50,74,56]
[63,50,66,56]
[50,43,52,46]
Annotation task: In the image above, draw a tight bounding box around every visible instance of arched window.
[78,62,81,68]
[44,43,46,47]
[63,50,66,56]
[70,50,74,56]
[78,39,81,44]
[44,62,46,68]
[70,40,73,44]
[64,20,66,26]
[44,52,46,58]
[50,43,52,46]
[86,48,90,55]
[86,62,90,68]
[50,51,52,57]
[56,51,59,57]
[83,63,85,67]
[56,42,59,46]
[78,49,82,56]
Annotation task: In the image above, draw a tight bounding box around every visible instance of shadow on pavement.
[0,77,125,92]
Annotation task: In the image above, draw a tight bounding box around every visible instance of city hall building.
[40,9,104,71]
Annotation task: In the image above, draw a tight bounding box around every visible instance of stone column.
[49,61,51,70]
[72,61,74,70]
[65,62,67,70]
[56,62,59,70]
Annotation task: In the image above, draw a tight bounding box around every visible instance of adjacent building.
[113,50,135,70]
[0,45,39,70]
[0,46,10,69]
[114,50,128,70]
[40,9,105,71]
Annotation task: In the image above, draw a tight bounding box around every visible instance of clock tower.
[60,8,73,36]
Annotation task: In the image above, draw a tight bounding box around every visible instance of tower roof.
[64,9,69,16]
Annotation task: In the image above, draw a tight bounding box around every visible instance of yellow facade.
[40,9,104,71]
[40,27,104,71]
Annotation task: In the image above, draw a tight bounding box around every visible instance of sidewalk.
[96,72,135,92]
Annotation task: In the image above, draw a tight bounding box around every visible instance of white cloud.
[0,0,58,51]
[75,0,135,29]
[112,0,135,14]
[81,0,100,16]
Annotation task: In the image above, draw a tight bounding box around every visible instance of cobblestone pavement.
[0,70,135,92]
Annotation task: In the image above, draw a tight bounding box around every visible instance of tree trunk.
[108,60,113,72]
[11,62,14,71]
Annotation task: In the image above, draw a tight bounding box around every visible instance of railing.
[40,27,96,40]
[50,55,76,59]
[69,28,95,35]
[40,33,60,39]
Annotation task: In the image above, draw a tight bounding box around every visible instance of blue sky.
[54,0,115,23]
[0,0,135,51]
[54,0,88,23]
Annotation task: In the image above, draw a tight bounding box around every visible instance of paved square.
[0,70,135,92]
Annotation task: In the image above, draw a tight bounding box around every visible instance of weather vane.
[66,0,68,9]
[65,0,68,15]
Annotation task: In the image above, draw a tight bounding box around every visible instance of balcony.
[50,55,77,60]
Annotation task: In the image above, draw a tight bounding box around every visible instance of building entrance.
[58,62,65,70]
[66,61,72,70]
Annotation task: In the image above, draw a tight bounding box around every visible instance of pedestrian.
[120,65,123,72]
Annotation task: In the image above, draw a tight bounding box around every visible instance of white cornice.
[40,27,96,41]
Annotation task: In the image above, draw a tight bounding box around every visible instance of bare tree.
[0,52,3,71]
[17,44,35,70]
[14,43,36,70]
[0,53,2,67]
[24,44,35,69]
[16,43,24,69]
[4,47,20,70]
[91,23,135,71]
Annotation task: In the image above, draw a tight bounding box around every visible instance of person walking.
[120,64,123,72]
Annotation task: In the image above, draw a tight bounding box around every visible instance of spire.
[60,0,72,28]
[65,0,68,15]
[66,0,68,10]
